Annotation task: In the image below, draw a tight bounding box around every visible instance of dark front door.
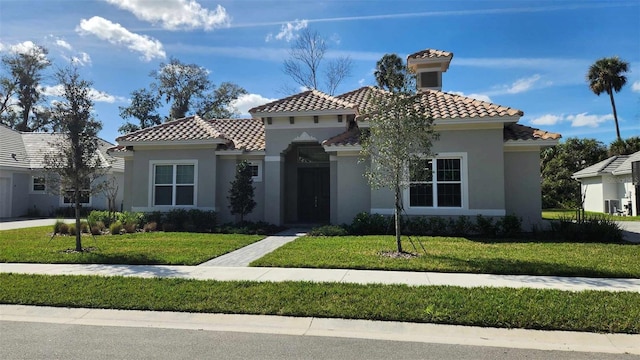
[298,167,330,223]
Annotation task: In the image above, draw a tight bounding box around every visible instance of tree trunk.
[609,89,621,141]
[74,202,82,252]
[394,185,402,253]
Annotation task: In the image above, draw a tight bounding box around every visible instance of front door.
[298,167,329,223]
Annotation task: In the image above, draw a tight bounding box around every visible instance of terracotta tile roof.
[503,123,561,141]
[407,49,453,60]
[209,118,265,151]
[322,128,361,147]
[335,86,389,115]
[419,90,524,119]
[114,116,265,151]
[249,90,358,114]
[116,116,223,143]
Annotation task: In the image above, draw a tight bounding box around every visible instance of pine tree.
[228,160,256,222]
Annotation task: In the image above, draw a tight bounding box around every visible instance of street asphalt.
[1,217,639,354]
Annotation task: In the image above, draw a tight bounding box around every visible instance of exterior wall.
[504,150,542,229]
[579,177,604,212]
[123,158,134,211]
[11,172,29,217]
[370,127,506,217]
[215,156,265,223]
[128,148,217,212]
[335,155,370,224]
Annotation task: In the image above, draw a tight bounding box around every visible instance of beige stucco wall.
[335,155,370,224]
[504,150,542,229]
[128,147,217,212]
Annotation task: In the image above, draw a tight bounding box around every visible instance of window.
[62,179,91,205]
[247,161,262,182]
[32,176,46,192]
[409,157,462,208]
[153,163,195,206]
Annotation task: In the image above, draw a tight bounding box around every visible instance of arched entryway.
[283,143,330,223]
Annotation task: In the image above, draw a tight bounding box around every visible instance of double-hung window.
[62,178,91,205]
[32,176,46,192]
[153,163,195,206]
[409,157,462,208]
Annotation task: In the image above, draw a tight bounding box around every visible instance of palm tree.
[587,56,629,141]
[374,53,406,92]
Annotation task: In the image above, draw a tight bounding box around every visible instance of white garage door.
[0,177,11,218]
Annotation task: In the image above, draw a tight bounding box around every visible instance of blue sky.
[1,0,638,145]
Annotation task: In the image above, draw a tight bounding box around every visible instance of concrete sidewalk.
[2,263,639,292]
[1,305,638,355]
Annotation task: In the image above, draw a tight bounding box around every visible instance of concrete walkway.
[199,228,307,267]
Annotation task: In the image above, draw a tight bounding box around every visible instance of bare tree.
[283,29,352,95]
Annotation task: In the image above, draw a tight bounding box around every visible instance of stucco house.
[110,49,561,229]
[572,150,640,216]
[0,124,124,218]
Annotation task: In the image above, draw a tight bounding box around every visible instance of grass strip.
[251,236,640,278]
[0,226,263,265]
[1,273,638,334]
[542,209,640,221]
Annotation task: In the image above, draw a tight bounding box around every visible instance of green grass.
[1,273,638,333]
[251,236,640,278]
[542,209,640,221]
[0,226,263,265]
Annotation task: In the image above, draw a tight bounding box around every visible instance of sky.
[1,0,639,145]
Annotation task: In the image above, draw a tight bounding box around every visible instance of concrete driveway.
[0,218,74,231]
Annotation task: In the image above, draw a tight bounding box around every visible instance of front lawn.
[1,273,638,333]
[251,236,640,278]
[0,226,263,265]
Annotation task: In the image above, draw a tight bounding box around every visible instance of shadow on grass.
[426,253,637,279]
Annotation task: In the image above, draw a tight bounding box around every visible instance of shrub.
[79,221,90,234]
[119,211,144,229]
[428,217,449,236]
[53,220,66,234]
[551,214,623,243]
[143,222,157,232]
[109,221,123,235]
[162,223,176,232]
[496,215,522,238]
[90,222,103,236]
[217,221,284,235]
[308,225,349,237]
[68,224,76,236]
[187,209,216,232]
[57,222,69,235]
[123,222,137,234]
[475,215,496,238]
[404,216,431,235]
[144,211,164,228]
[450,216,474,236]
[88,210,115,227]
[350,212,393,235]
[165,209,189,231]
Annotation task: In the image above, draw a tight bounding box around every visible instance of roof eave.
[251,108,358,118]
[435,115,522,125]
[117,139,227,147]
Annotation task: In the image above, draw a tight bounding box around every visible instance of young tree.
[44,66,107,251]
[283,28,352,95]
[361,56,438,253]
[118,88,161,133]
[587,56,629,141]
[0,44,51,131]
[228,160,256,222]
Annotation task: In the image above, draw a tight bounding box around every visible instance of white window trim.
[247,161,263,182]
[403,152,469,212]
[148,160,198,208]
[59,183,92,207]
[30,176,46,194]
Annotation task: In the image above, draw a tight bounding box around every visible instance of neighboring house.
[0,124,124,218]
[572,151,640,216]
[110,49,561,229]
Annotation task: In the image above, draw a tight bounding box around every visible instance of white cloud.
[71,52,92,66]
[230,93,277,115]
[449,91,492,103]
[41,84,125,103]
[566,113,613,128]
[530,114,563,126]
[358,78,365,87]
[76,16,166,61]
[265,20,308,42]
[104,0,230,30]
[506,74,541,94]
[632,81,640,93]
[2,41,49,64]
[55,39,72,50]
